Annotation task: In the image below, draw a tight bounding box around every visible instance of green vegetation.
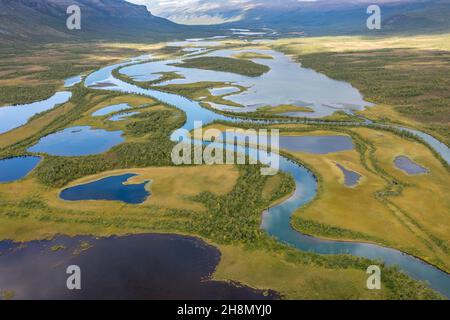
[233,52,274,60]
[0,39,448,299]
[0,290,15,300]
[293,217,383,243]
[173,56,270,77]
[205,121,450,273]
[0,42,162,106]
[256,104,314,116]
[125,110,183,137]
[0,85,58,106]
[50,245,66,252]
[273,35,450,144]
[0,161,441,299]
[298,49,450,141]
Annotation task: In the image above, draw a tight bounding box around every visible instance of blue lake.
[0,92,72,135]
[0,156,41,183]
[28,126,124,156]
[60,174,150,204]
[92,103,132,117]
[335,163,361,187]
[279,135,354,154]
[394,156,428,175]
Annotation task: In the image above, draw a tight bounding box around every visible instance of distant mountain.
[132,0,450,35]
[0,0,198,42]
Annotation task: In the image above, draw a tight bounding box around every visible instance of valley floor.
[0,35,449,300]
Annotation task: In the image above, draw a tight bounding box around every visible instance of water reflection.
[0,156,41,183]
[0,92,72,135]
[28,126,124,156]
[394,156,428,175]
[60,174,150,204]
[0,234,278,300]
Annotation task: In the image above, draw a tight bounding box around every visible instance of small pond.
[279,135,354,154]
[0,156,41,183]
[335,163,361,187]
[394,156,428,175]
[27,126,124,157]
[0,234,277,300]
[60,174,150,204]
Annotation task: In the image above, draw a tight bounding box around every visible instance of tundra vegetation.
[0,36,448,299]
[272,34,450,144]
[173,56,271,77]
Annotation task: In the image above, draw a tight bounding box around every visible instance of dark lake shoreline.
[0,233,278,300]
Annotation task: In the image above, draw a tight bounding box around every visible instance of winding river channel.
[1,40,449,297]
[82,43,450,297]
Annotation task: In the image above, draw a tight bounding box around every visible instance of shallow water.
[209,86,241,96]
[120,48,372,118]
[0,234,277,300]
[109,111,140,122]
[394,156,428,175]
[335,163,362,187]
[0,92,72,135]
[64,76,83,87]
[28,126,124,156]
[0,156,41,183]
[92,103,132,117]
[279,135,354,154]
[60,173,150,204]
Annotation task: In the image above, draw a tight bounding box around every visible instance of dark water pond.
[0,234,277,300]
[0,156,41,183]
[27,126,124,157]
[335,163,361,187]
[60,174,150,204]
[279,135,354,154]
[394,156,428,175]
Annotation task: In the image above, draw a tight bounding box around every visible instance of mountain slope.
[223,0,450,35]
[134,0,450,35]
[0,0,194,42]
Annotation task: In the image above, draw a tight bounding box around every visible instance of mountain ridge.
[0,0,198,42]
[132,0,450,35]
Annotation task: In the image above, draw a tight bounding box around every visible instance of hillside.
[139,0,450,35]
[0,0,198,43]
[224,0,450,35]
